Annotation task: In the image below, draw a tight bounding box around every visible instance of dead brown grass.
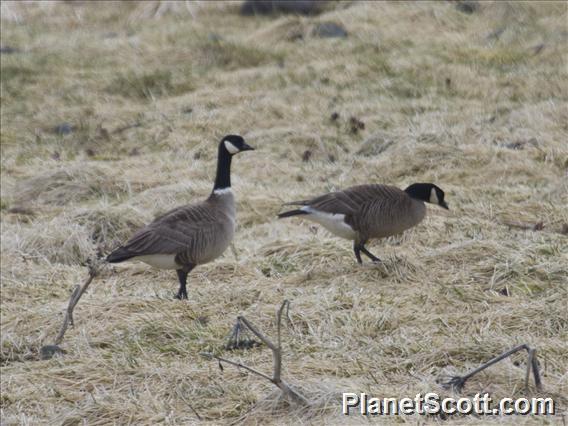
[1,1,567,424]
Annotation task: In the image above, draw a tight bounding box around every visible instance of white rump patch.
[224,140,240,154]
[213,187,233,195]
[136,254,179,270]
[301,207,357,240]
[429,188,439,204]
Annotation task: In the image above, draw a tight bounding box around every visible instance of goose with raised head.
[278,183,448,264]
[107,135,254,299]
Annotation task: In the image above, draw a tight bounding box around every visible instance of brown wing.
[284,190,358,216]
[286,184,403,215]
[118,202,225,257]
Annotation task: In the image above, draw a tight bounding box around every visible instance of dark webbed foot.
[174,290,188,300]
[354,242,381,264]
[361,246,381,263]
[225,317,260,351]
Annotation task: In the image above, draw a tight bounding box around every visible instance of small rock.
[53,123,74,135]
[311,21,348,38]
[532,44,545,55]
[455,0,479,14]
[330,112,340,122]
[240,0,324,16]
[357,132,395,156]
[349,116,365,134]
[302,150,312,162]
[208,33,223,42]
[487,27,506,41]
[40,345,65,360]
[7,206,35,216]
[287,31,304,42]
[97,126,110,140]
[505,138,539,150]
[498,287,510,296]
[225,338,261,351]
[195,316,209,326]
[0,46,20,54]
[506,141,524,150]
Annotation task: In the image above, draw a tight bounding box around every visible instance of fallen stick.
[40,262,102,359]
[443,344,543,392]
[501,220,544,231]
[202,300,310,406]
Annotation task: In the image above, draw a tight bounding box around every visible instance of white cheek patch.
[429,188,439,204]
[224,140,240,154]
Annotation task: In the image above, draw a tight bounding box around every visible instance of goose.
[278,183,448,264]
[107,135,254,299]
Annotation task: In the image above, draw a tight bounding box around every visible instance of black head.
[220,134,254,155]
[404,183,449,209]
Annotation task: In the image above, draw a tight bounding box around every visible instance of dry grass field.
[1,1,567,424]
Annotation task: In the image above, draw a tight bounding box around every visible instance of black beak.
[241,143,255,151]
[440,201,449,210]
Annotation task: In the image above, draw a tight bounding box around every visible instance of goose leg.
[360,245,381,263]
[354,242,381,264]
[175,269,189,300]
[353,242,363,264]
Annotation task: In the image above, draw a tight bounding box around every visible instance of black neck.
[213,145,232,191]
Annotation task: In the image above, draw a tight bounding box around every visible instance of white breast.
[135,254,179,270]
[301,207,357,240]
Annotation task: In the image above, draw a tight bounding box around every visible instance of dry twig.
[202,300,310,406]
[443,344,543,392]
[55,263,101,344]
[501,220,545,231]
[40,261,102,359]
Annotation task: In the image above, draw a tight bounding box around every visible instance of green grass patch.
[354,43,396,79]
[196,38,283,71]
[0,64,39,97]
[444,46,528,71]
[107,69,193,100]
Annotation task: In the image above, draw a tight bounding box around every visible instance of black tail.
[277,209,309,219]
[106,247,135,263]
